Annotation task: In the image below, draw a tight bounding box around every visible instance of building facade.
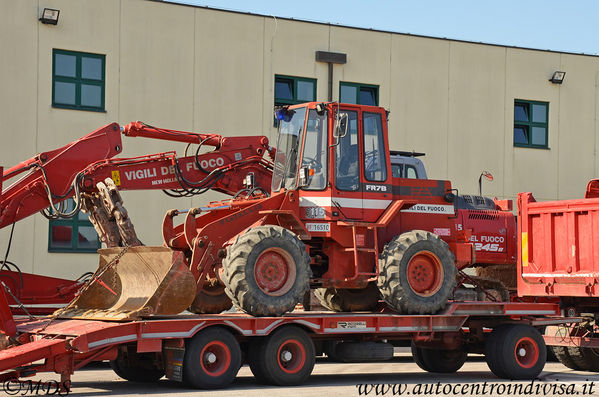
[2,0,599,279]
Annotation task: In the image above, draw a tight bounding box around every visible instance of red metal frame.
[0,301,560,384]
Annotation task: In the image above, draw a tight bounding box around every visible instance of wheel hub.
[281,350,293,362]
[254,248,296,296]
[205,352,217,364]
[513,337,539,368]
[406,251,444,297]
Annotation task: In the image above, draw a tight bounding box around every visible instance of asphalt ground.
[15,352,599,397]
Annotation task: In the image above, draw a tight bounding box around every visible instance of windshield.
[271,107,307,192]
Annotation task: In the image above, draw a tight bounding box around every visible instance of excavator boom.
[0,122,274,324]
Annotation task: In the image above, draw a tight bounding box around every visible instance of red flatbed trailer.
[0,301,567,390]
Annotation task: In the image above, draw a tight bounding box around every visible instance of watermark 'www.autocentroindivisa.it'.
[356,380,597,396]
[2,379,71,396]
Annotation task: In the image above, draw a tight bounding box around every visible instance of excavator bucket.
[57,246,196,321]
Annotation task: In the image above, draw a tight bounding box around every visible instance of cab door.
[361,110,392,222]
[331,109,363,220]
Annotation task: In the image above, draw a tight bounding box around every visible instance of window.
[301,109,328,190]
[48,199,101,253]
[392,164,419,179]
[339,82,379,105]
[335,110,360,191]
[514,100,548,148]
[363,112,387,182]
[274,75,316,106]
[53,49,105,112]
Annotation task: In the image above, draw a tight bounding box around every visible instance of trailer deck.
[0,301,564,389]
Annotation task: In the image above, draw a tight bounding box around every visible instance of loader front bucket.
[57,246,196,321]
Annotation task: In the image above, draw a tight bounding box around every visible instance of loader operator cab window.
[363,112,387,182]
[271,107,307,192]
[335,110,359,191]
[300,109,328,190]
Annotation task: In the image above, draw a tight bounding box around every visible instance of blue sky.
[169,1,598,55]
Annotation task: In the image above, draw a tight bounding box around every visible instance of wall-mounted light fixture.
[549,71,566,84]
[39,8,60,25]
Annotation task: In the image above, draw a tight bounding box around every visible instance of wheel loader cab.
[272,102,391,225]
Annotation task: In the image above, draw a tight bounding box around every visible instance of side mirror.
[334,112,348,139]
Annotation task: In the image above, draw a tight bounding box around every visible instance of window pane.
[391,164,402,178]
[77,226,100,250]
[55,54,76,77]
[50,225,73,248]
[514,103,529,122]
[406,166,418,179]
[81,57,102,80]
[531,127,547,146]
[302,109,327,190]
[363,112,387,181]
[359,88,376,106]
[81,84,102,108]
[514,126,529,145]
[275,79,293,100]
[335,111,359,190]
[54,82,76,105]
[296,80,314,102]
[532,104,547,123]
[340,85,357,104]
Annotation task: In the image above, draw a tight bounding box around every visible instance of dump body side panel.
[518,192,599,297]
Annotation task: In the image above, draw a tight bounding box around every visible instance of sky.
[168,0,599,55]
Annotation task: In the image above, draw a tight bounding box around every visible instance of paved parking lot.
[44,353,599,396]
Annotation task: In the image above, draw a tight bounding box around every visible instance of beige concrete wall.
[2,0,599,279]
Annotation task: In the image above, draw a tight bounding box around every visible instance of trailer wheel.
[222,225,311,317]
[411,341,467,373]
[378,230,456,314]
[247,326,315,385]
[485,324,546,379]
[314,283,380,312]
[566,346,599,372]
[544,326,583,370]
[183,327,241,389]
[189,284,232,314]
[110,345,164,382]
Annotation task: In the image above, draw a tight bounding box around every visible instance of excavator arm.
[0,121,274,325]
[1,121,273,230]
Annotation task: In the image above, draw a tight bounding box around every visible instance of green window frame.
[274,75,316,106]
[339,82,379,106]
[48,199,101,253]
[52,49,106,112]
[514,100,549,148]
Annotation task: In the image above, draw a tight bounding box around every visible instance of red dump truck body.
[517,182,599,299]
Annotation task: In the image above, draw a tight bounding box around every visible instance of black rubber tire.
[314,283,380,312]
[110,345,164,382]
[334,341,394,362]
[247,338,270,384]
[222,225,311,317]
[553,346,583,370]
[566,346,599,372]
[182,327,242,389]
[410,341,467,373]
[188,284,232,314]
[485,326,510,379]
[485,324,546,380]
[544,326,582,370]
[247,326,315,385]
[377,230,457,314]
